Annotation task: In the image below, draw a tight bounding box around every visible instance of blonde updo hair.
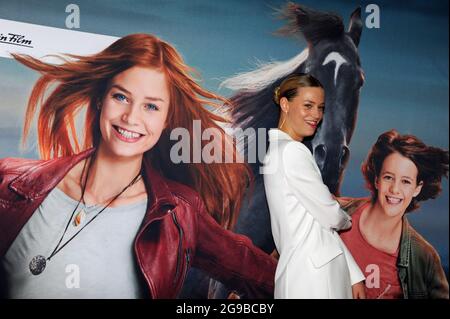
[273,73,323,105]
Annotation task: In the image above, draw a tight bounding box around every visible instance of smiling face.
[99,66,170,159]
[375,152,423,219]
[279,86,325,141]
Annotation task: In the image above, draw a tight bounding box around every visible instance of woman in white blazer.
[263,73,365,298]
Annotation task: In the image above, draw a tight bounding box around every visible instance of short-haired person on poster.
[339,130,449,299]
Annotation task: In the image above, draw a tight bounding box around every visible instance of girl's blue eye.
[113,93,127,102]
[145,103,159,111]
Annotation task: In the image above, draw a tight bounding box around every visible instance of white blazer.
[263,129,364,299]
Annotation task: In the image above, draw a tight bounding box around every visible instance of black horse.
[180,3,364,298]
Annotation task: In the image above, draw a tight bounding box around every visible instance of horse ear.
[348,7,363,47]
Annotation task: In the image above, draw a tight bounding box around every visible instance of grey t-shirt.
[1,187,148,299]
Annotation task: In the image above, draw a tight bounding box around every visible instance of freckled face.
[99,66,170,159]
[375,152,423,219]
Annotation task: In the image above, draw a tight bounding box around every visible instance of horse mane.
[274,3,344,44]
[220,49,308,93]
[221,50,308,172]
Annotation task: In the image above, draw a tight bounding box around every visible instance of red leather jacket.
[0,149,275,298]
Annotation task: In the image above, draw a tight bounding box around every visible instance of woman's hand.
[352,281,366,299]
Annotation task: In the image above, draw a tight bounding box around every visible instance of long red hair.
[14,33,251,228]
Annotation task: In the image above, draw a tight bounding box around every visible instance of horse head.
[279,3,364,194]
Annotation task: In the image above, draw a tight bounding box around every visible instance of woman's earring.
[279,113,287,129]
[279,98,288,129]
[96,101,102,110]
[279,118,285,129]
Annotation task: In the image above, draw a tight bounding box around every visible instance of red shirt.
[340,203,403,299]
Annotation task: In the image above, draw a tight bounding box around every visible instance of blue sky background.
[0,0,448,272]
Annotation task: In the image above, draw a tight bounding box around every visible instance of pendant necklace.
[29,158,142,275]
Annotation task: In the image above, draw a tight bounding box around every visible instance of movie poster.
[0,0,448,307]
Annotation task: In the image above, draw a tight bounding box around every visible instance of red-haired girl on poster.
[0,33,276,299]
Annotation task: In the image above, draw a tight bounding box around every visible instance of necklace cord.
[47,156,142,261]
[47,157,90,260]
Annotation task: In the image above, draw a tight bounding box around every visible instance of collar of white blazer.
[268,128,294,141]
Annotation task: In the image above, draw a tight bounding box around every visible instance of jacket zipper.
[134,208,171,298]
[180,248,191,285]
[186,248,191,267]
[171,210,184,284]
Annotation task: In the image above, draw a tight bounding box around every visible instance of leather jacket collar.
[9,148,176,208]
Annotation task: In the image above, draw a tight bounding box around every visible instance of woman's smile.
[385,195,403,205]
[112,125,144,143]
